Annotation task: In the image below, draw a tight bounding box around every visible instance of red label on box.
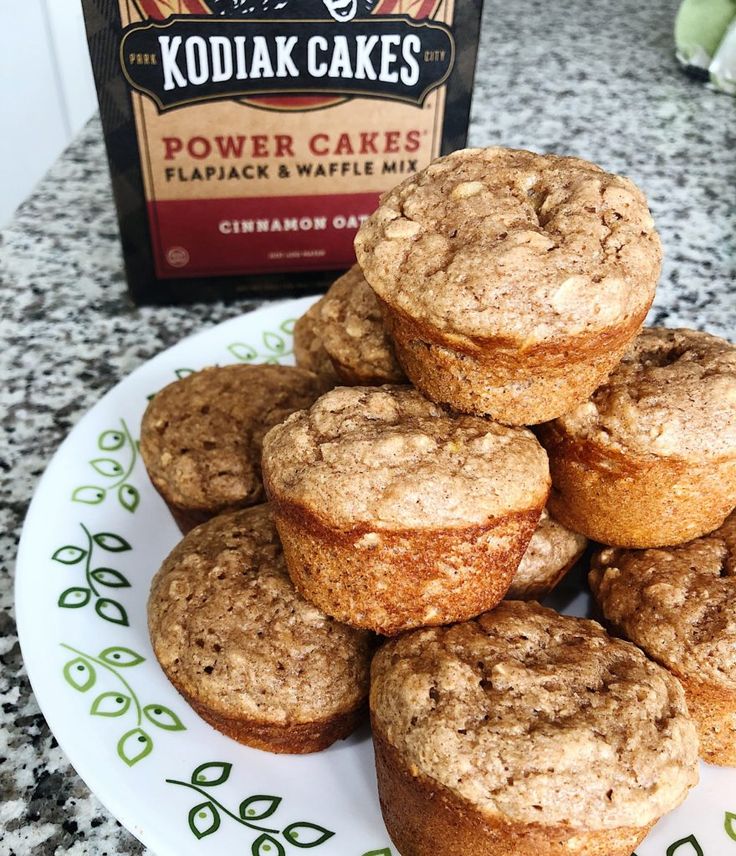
[148,192,381,279]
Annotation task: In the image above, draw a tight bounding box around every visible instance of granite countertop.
[1,0,735,852]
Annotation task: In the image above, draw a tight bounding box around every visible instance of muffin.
[370,601,699,856]
[140,364,323,533]
[262,386,550,635]
[148,505,374,753]
[355,147,661,425]
[590,513,736,765]
[506,508,587,600]
[292,299,341,386]
[293,265,406,386]
[539,327,736,548]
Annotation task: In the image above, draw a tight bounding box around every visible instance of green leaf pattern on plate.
[72,419,140,512]
[89,567,130,588]
[227,318,296,365]
[94,598,129,625]
[167,762,334,850]
[58,587,91,609]
[99,429,125,451]
[52,545,87,565]
[99,646,145,667]
[90,458,124,478]
[283,821,334,847]
[118,484,140,512]
[59,643,186,767]
[252,832,285,856]
[239,795,282,821]
[118,727,154,767]
[52,524,131,626]
[143,704,185,732]
[93,532,132,552]
[189,801,221,839]
[63,657,96,692]
[726,810,736,841]
[71,486,106,505]
[191,761,232,787]
[90,691,131,718]
[666,834,704,855]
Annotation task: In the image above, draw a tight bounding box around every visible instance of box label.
[118,0,456,279]
[82,0,481,301]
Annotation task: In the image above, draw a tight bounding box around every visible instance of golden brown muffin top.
[590,510,736,690]
[316,265,405,384]
[371,601,698,829]
[140,364,323,513]
[355,147,661,346]
[293,299,340,385]
[262,386,549,529]
[556,327,736,459]
[148,505,373,724]
[507,509,587,599]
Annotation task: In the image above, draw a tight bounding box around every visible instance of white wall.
[0,1,97,228]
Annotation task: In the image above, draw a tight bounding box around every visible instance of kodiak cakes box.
[82,0,484,304]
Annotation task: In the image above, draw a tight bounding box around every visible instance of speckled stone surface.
[1,0,734,853]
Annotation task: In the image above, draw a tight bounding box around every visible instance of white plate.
[15,297,736,856]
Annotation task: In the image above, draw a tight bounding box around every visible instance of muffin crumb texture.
[301,265,405,385]
[262,385,550,529]
[590,511,736,690]
[141,364,323,512]
[293,302,340,384]
[148,505,373,724]
[293,265,404,386]
[558,327,736,458]
[371,601,698,829]
[507,509,587,599]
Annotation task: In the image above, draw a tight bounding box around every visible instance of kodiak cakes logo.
[209,1,380,23]
[121,0,454,110]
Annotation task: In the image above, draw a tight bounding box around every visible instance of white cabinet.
[0,0,97,227]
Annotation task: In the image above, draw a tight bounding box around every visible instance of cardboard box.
[82,0,484,304]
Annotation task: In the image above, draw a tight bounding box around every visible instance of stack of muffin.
[142,148,736,856]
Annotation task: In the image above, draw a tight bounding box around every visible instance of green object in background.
[710,18,736,91]
[676,0,736,63]
[675,0,736,92]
